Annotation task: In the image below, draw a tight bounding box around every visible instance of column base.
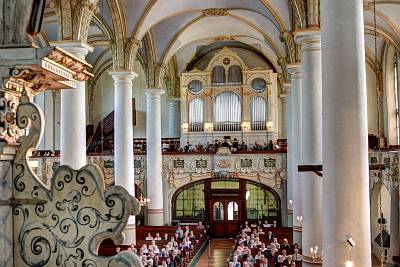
[302,256,323,266]
[148,209,164,226]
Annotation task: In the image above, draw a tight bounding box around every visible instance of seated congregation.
[98,223,209,266]
[230,221,302,267]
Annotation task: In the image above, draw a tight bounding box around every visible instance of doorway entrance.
[209,192,244,237]
[171,178,281,238]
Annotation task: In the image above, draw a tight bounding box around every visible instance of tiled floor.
[196,239,233,267]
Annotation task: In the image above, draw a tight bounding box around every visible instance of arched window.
[214,92,241,131]
[394,53,399,145]
[173,182,205,221]
[246,182,280,220]
[251,96,267,131]
[212,65,226,86]
[213,202,224,220]
[188,98,204,132]
[227,65,243,86]
[172,179,281,222]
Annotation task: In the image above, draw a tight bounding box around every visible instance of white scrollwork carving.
[12,95,142,266]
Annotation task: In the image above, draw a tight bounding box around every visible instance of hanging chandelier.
[137,194,151,207]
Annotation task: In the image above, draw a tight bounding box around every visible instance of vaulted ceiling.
[41,0,400,82]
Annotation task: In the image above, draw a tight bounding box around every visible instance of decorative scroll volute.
[12,95,142,266]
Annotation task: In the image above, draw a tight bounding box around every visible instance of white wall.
[366,63,379,136]
[383,45,398,146]
[34,91,59,150]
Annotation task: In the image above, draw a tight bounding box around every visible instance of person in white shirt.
[175,226,184,239]
[231,256,241,267]
[263,220,271,228]
[292,248,303,262]
[145,233,153,241]
[154,232,162,240]
[271,237,280,249]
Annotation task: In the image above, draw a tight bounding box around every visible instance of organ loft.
[0,0,399,267]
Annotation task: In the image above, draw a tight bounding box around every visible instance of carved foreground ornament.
[11,96,142,266]
[0,46,93,144]
[0,44,142,265]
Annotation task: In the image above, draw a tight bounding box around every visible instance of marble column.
[287,64,303,247]
[321,0,372,266]
[145,88,165,226]
[110,70,138,244]
[285,83,293,227]
[390,182,400,260]
[54,41,93,169]
[167,98,181,138]
[295,30,323,261]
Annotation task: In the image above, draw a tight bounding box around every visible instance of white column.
[280,95,287,139]
[54,41,93,169]
[390,183,399,260]
[167,98,181,138]
[287,64,303,247]
[285,83,293,227]
[110,70,138,244]
[295,30,323,262]
[321,0,371,266]
[145,88,165,226]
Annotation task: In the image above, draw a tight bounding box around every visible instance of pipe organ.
[181,47,279,145]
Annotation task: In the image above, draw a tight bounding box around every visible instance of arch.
[172,180,205,221]
[211,65,226,86]
[171,178,281,223]
[245,180,281,221]
[227,65,243,85]
[370,182,391,258]
[132,1,288,40]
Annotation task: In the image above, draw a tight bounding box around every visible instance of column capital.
[167,98,181,107]
[144,88,165,98]
[109,70,138,82]
[294,29,321,52]
[287,63,302,79]
[284,83,292,94]
[50,41,93,59]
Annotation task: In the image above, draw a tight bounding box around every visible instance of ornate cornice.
[0,46,93,144]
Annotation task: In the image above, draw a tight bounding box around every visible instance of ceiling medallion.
[203,8,229,17]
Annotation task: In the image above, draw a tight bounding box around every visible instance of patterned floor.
[196,239,233,267]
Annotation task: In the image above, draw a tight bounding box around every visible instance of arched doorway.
[171,178,281,237]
